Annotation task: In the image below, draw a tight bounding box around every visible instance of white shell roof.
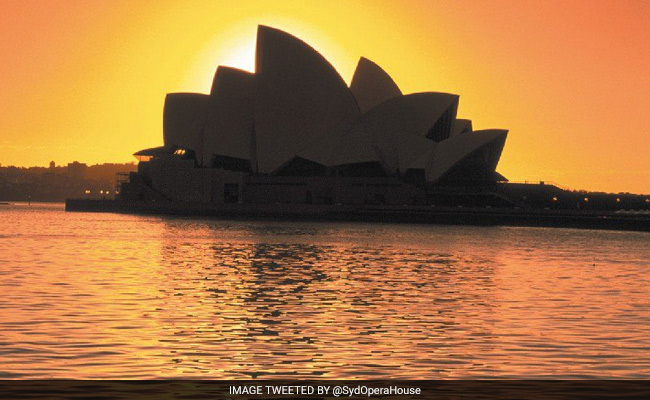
[451,119,473,137]
[202,66,255,167]
[350,57,402,113]
[163,93,209,161]
[397,134,438,173]
[327,123,380,166]
[254,25,360,173]
[330,92,458,172]
[426,129,508,183]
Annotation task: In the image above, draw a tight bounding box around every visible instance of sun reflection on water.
[1,203,649,378]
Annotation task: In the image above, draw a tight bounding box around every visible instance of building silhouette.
[121,25,510,205]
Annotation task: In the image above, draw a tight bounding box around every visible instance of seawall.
[65,199,650,232]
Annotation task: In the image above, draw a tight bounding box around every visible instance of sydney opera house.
[120,25,510,207]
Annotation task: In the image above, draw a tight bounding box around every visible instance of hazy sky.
[1,0,649,193]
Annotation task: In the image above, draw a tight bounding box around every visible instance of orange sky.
[1,0,649,193]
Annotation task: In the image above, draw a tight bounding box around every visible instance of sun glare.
[180,18,357,94]
[221,38,257,73]
[178,24,258,93]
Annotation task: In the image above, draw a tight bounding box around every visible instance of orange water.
[1,203,649,378]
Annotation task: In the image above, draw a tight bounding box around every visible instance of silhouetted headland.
[0,162,136,202]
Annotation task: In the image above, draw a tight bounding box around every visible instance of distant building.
[67,162,88,179]
[121,26,509,206]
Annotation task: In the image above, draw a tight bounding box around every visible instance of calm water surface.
[1,202,649,378]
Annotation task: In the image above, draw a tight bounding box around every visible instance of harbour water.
[1,202,649,378]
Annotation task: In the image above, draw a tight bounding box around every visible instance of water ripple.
[0,203,649,378]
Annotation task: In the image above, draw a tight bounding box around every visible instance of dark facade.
[121,26,510,206]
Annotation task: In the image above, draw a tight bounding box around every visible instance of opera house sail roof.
[142,25,508,185]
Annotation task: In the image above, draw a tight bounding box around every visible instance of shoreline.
[65,198,650,232]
